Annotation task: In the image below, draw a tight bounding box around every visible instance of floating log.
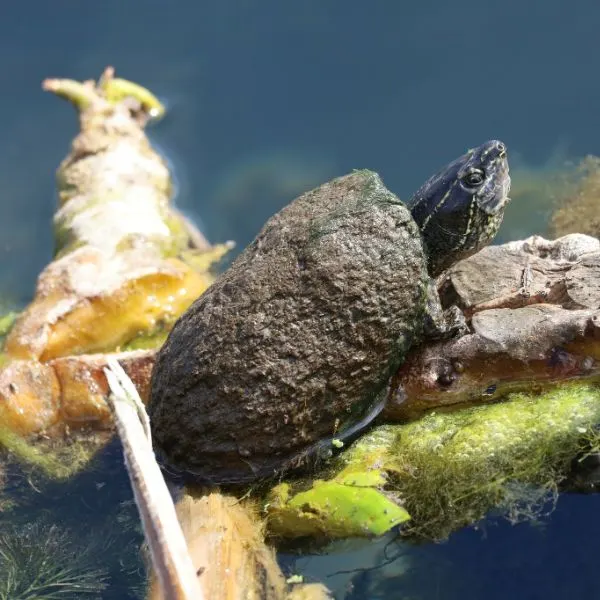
[0,68,230,443]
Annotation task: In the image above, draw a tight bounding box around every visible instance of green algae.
[0,426,99,481]
[121,329,169,351]
[267,382,600,541]
[0,313,17,338]
[100,75,166,120]
[0,521,109,599]
[266,478,409,540]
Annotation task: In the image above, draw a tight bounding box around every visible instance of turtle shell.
[148,170,429,484]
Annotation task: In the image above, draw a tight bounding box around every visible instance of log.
[385,233,600,420]
[0,68,231,445]
[5,233,600,440]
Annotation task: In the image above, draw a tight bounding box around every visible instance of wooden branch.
[104,359,204,600]
[386,234,600,420]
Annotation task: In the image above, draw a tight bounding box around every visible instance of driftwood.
[0,68,230,438]
[384,233,600,420]
[4,67,227,364]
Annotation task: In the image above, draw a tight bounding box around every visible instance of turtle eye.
[462,169,485,187]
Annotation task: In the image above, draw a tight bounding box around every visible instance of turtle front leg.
[422,280,469,341]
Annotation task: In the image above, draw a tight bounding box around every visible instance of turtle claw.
[423,281,469,341]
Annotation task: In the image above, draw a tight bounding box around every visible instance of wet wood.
[4,67,225,363]
[0,68,229,438]
[147,493,290,600]
[0,349,155,435]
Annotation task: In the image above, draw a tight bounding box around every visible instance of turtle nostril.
[437,373,455,387]
[437,369,456,387]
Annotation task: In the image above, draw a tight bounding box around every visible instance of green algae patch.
[121,329,169,351]
[100,73,166,119]
[0,313,17,339]
[0,426,99,481]
[266,382,600,541]
[266,474,410,540]
[385,382,600,539]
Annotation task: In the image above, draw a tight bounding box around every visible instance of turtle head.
[410,140,511,277]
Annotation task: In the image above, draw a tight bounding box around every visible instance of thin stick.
[104,358,204,600]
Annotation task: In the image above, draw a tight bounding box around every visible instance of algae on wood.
[266,382,600,541]
[5,67,231,363]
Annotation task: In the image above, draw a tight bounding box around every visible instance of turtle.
[148,140,511,485]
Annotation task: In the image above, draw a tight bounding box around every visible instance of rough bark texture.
[149,171,429,484]
[439,233,600,312]
[385,234,600,419]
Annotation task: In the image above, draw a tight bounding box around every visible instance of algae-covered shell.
[149,170,429,484]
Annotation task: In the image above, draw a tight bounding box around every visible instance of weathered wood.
[385,234,600,420]
[147,493,289,600]
[0,68,230,439]
[105,359,204,600]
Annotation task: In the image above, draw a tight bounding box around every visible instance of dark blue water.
[1,1,599,598]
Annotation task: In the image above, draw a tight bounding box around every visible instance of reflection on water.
[2,1,600,598]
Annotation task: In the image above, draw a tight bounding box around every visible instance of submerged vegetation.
[0,521,108,599]
[0,428,101,480]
